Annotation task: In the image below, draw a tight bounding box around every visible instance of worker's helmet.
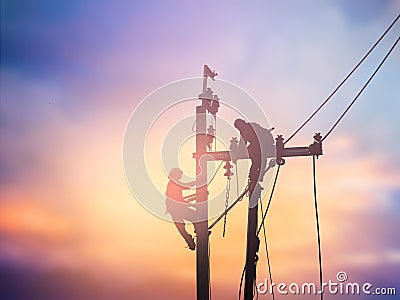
[234,118,246,129]
[168,168,183,181]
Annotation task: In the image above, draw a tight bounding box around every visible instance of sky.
[1,1,400,299]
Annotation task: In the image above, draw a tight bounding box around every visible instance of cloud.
[0,264,196,300]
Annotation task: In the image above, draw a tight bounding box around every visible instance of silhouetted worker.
[234,119,275,187]
[165,168,197,250]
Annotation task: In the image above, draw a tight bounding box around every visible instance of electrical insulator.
[275,135,285,165]
[199,88,213,107]
[208,94,220,115]
[206,125,215,151]
[223,161,233,177]
[229,137,238,151]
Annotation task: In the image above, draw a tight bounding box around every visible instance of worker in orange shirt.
[165,168,197,250]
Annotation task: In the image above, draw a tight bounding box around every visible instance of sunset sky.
[1,1,399,299]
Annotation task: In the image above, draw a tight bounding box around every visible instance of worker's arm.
[239,138,247,148]
[176,180,196,189]
[237,128,249,150]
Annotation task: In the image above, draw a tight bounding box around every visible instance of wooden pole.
[244,183,259,300]
[196,66,210,300]
[196,104,209,300]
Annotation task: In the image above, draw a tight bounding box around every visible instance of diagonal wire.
[238,265,246,300]
[322,35,399,141]
[208,185,249,231]
[208,161,224,185]
[257,165,281,236]
[285,14,399,145]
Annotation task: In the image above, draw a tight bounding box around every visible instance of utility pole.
[196,65,217,300]
[243,134,323,300]
[244,183,260,299]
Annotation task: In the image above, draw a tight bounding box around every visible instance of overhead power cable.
[285,13,399,145]
[322,35,399,141]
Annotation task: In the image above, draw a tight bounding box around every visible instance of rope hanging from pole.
[313,155,324,300]
[259,200,276,300]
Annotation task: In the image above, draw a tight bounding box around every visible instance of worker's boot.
[184,235,196,250]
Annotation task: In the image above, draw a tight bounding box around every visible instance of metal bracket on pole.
[276,133,323,165]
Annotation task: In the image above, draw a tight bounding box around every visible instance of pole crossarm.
[192,132,323,164]
[275,133,323,165]
[193,150,234,161]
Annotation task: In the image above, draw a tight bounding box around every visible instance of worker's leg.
[173,221,192,241]
[249,157,262,183]
[169,206,196,250]
[180,206,200,235]
[181,206,195,222]
[259,157,268,182]
[172,220,195,250]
